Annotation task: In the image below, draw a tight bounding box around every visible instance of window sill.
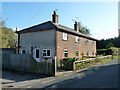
[62,39,68,41]
[75,42,79,44]
[42,56,51,59]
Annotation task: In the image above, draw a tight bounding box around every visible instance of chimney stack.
[52,11,58,24]
[74,21,79,32]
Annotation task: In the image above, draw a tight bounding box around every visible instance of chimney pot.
[52,11,58,24]
[54,11,56,15]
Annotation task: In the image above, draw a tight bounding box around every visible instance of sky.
[2,2,118,40]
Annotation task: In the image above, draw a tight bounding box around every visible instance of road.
[1,57,119,88]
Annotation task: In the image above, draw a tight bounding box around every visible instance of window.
[21,49,27,54]
[63,32,68,40]
[64,49,68,57]
[42,49,51,57]
[92,51,94,56]
[85,39,89,44]
[86,50,89,56]
[92,40,94,45]
[76,36,79,42]
[75,50,79,57]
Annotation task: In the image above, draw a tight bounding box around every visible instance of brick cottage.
[16,11,97,63]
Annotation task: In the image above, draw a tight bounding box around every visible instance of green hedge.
[62,58,73,62]
[97,49,112,55]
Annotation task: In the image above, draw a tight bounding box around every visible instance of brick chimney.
[52,11,58,24]
[74,21,79,32]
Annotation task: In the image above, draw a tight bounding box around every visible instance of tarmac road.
[1,57,119,88]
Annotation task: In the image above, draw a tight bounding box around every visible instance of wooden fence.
[1,54,55,76]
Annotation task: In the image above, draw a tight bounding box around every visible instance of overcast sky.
[2,2,118,40]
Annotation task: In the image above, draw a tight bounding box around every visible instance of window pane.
[47,50,50,56]
[76,36,79,42]
[43,50,46,52]
[92,51,94,56]
[86,51,89,56]
[63,33,68,40]
[64,49,68,52]
[22,50,26,54]
[36,49,39,58]
[64,53,68,57]
[76,50,78,56]
[64,49,68,57]
[43,53,46,56]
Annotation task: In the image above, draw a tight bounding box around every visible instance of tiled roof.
[16,21,97,41]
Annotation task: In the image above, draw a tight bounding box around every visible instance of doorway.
[34,48,40,62]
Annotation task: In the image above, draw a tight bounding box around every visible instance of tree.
[97,36,120,49]
[106,42,114,49]
[78,22,91,36]
[0,17,18,48]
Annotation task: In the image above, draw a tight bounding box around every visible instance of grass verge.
[100,59,112,63]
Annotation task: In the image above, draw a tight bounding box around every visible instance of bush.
[97,49,112,55]
[62,58,73,62]
[61,58,73,70]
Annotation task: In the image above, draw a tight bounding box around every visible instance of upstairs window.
[85,39,89,44]
[92,40,94,45]
[42,49,51,58]
[64,49,68,57]
[76,36,79,43]
[63,32,68,40]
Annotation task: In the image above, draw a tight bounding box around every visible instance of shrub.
[62,58,73,62]
[97,49,112,55]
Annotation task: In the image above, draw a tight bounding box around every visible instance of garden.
[57,47,120,71]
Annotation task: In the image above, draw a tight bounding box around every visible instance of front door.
[34,48,40,62]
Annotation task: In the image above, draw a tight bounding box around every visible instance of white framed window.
[76,36,79,42]
[33,48,40,62]
[21,49,27,54]
[42,49,51,58]
[92,40,94,45]
[75,50,79,57]
[85,39,89,44]
[64,49,68,57]
[86,50,89,56]
[63,32,68,40]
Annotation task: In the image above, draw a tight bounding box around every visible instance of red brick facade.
[56,30,96,59]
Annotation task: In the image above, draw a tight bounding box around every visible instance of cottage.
[16,11,97,63]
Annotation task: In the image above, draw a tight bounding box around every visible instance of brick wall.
[56,30,96,59]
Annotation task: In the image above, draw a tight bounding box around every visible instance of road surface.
[1,57,119,88]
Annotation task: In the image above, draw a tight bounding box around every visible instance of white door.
[33,48,40,62]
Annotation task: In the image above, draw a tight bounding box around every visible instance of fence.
[0,48,16,54]
[73,55,112,71]
[1,54,55,76]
